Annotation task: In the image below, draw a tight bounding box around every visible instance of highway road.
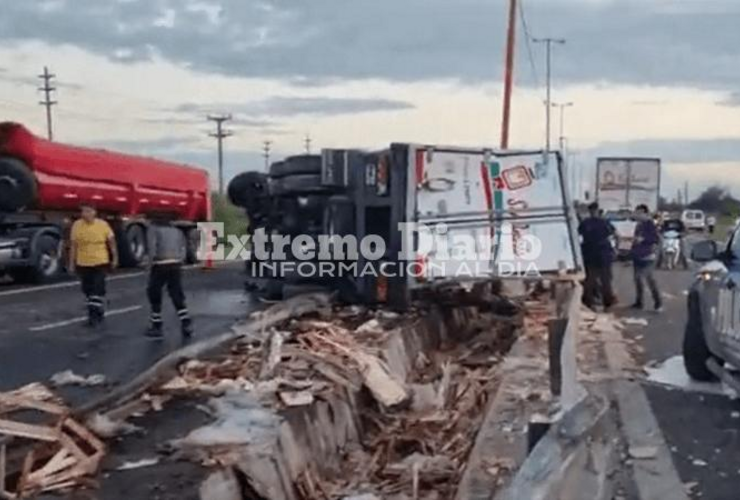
[0,263,254,406]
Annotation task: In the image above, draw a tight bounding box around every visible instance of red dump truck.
[0,123,210,283]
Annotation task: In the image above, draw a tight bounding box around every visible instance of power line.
[518,0,541,89]
[38,66,57,141]
[207,114,233,196]
[304,133,312,154]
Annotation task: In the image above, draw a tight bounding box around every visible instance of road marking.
[0,262,235,298]
[29,305,143,332]
[0,272,144,298]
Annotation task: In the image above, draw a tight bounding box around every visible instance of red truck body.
[0,123,210,221]
[0,123,211,282]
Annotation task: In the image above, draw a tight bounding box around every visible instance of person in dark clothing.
[578,202,617,310]
[632,204,662,312]
[145,217,194,339]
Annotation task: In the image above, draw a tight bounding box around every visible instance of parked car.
[683,232,740,384]
[681,209,706,232]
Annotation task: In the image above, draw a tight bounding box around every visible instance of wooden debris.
[354,352,409,408]
[260,330,287,380]
[0,385,105,498]
[279,391,315,407]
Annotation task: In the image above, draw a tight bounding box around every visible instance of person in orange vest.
[68,204,118,327]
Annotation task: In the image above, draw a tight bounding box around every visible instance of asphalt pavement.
[0,263,254,406]
[613,250,740,500]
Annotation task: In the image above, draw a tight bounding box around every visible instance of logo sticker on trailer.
[502,165,533,191]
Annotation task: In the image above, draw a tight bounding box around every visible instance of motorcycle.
[660,230,683,270]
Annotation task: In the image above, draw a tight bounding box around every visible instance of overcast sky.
[0,0,738,200]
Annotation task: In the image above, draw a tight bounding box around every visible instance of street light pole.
[533,37,565,152]
[552,101,574,152]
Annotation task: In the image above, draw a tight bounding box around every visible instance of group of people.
[67,204,194,338]
[578,202,663,312]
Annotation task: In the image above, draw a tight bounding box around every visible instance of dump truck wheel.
[270,174,327,196]
[227,172,268,209]
[0,157,37,212]
[118,223,147,268]
[270,155,321,178]
[184,227,199,265]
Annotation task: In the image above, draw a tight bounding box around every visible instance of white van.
[681,209,706,231]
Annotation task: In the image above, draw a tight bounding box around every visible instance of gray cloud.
[173,96,414,118]
[719,92,740,107]
[0,0,736,90]
[85,135,201,154]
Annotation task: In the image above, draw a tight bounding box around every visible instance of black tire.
[184,227,199,265]
[683,292,720,382]
[0,157,37,212]
[10,234,63,284]
[270,155,321,178]
[270,174,327,196]
[227,172,268,209]
[118,223,147,268]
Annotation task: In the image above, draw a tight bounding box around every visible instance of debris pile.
[155,300,524,499]
[0,383,105,498]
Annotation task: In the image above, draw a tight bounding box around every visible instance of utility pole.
[533,38,565,152]
[38,66,57,141]
[304,134,312,154]
[500,0,517,149]
[263,140,272,169]
[684,181,689,206]
[552,102,573,153]
[207,114,233,196]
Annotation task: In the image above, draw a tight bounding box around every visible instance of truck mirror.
[691,240,719,263]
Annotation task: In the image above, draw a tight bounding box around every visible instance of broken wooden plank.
[280,391,315,407]
[354,352,409,408]
[0,419,59,442]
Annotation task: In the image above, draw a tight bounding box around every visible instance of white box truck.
[595,157,661,258]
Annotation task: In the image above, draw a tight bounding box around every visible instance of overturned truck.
[228,145,582,306]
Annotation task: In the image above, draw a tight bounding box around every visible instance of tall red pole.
[500,0,517,149]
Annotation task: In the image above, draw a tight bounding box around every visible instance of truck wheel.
[683,292,720,381]
[118,223,147,268]
[184,227,200,265]
[10,234,63,284]
[270,155,321,178]
[0,157,37,212]
[270,174,327,196]
[227,172,268,209]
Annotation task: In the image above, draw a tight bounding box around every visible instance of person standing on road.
[707,215,717,234]
[68,204,118,327]
[578,202,617,311]
[631,204,662,312]
[145,216,194,339]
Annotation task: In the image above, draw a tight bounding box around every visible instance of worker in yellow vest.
[68,204,118,327]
